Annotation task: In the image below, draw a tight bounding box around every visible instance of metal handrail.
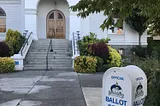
[20,32,33,56]
[46,39,53,71]
[46,29,55,70]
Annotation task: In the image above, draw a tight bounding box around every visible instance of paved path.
[0,71,86,106]
[78,73,104,106]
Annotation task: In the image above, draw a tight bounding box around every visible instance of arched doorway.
[46,10,65,39]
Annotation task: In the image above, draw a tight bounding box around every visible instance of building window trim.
[108,18,125,35]
[0,7,6,33]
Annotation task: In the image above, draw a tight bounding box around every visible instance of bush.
[88,42,110,63]
[95,57,104,72]
[122,55,160,106]
[0,57,15,73]
[5,29,26,54]
[131,45,147,58]
[108,46,122,67]
[144,69,160,106]
[0,42,10,57]
[74,56,97,73]
[147,37,160,59]
[78,32,98,55]
[102,64,113,72]
[97,37,111,43]
[78,32,111,56]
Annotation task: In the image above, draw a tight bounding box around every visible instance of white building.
[0,0,148,51]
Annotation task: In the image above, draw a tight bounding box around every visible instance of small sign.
[14,61,19,65]
[102,65,147,106]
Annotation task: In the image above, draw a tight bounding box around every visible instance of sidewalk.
[0,71,86,106]
[0,71,103,106]
[78,73,103,106]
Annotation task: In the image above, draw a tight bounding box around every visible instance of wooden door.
[47,10,65,39]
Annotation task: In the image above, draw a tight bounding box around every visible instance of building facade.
[0,0,148,47]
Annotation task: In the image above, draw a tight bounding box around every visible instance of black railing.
[20,32,33,56]
[46,39,53,70]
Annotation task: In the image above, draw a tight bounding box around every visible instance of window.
[49,13,54,19]
[58,13,63,19]
[108,18,124,35]
[0,8,6,33]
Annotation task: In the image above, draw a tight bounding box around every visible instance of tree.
[70,0,160,35]
[125,9,148,46]
[148,19,160,36]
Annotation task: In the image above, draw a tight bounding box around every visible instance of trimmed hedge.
[108,46,122,67]
[74,56,97,73]
[5,29,26,55]
[0,57,15,73]
[95,57,104,72]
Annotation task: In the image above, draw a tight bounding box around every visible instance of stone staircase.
[24,39,72,70]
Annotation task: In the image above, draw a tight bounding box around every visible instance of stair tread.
[24,39,73,70]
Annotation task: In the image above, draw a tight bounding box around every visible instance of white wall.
[37,0,69,39]
[80,12,148,46]
[80,12,108,39]
[124,23,148,45]
[24,0,148,46]
[0,0,23,40]
[25,11,37,39]
[69,12,81,40]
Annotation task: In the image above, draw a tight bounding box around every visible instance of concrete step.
[27,51,72,54]
[30,46,71,48]
[28,49,72,52]
[32,42,71,45]
[24,66,73,70]
[24,64,72,68]
[24,67,73,72]
[29,48,72,51]
[24,59,72,62]
[24,39,72,70]
[25,55,71,58]
[24,61,72,64]
[26,53,72,57]
[25,61,72,66]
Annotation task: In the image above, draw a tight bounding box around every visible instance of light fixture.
[54,1,57,6]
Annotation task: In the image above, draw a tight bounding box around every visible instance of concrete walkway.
[78,73,103,106]
[0,71,86,106]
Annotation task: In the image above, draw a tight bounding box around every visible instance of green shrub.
[5,29,26,54]
[0,42,10,57]
[144,69,160,106]
[95,57,104,72]
[102,64,113,72]
[97,37,111,43]
[78,32,98,55]
[131,45,147,58]
[74,56,97,73]
[147,37,160,59]
[108,46,122,67]
[0,57,15,73]
[121,54,160,106]
[78,32,111,56]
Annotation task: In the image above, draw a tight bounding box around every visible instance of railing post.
[77,31,80,40]
[50,38,53,52]
[46,56,48,71]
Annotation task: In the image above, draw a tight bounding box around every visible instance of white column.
[69,11,81,40]
[25,9,38,40]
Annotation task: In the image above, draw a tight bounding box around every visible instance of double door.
[47,10,65,39]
